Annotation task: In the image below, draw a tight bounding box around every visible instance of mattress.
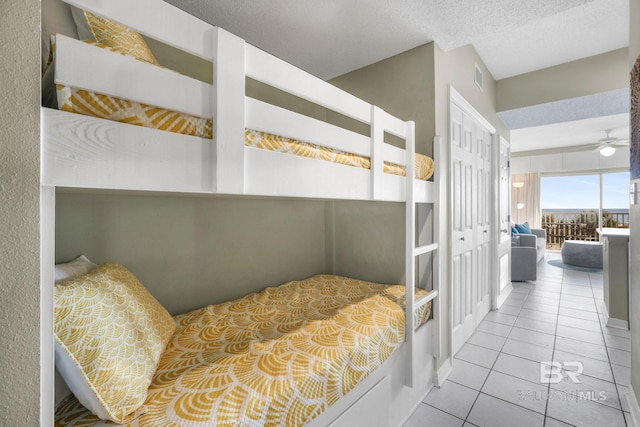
[245,130,435,181]
[57,85,214,139]
[55,274,431,426]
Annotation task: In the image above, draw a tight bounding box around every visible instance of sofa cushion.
[515,222,532,234]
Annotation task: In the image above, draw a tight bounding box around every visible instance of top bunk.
[41,0,436,203]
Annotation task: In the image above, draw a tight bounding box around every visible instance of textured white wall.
[0,0,41,424]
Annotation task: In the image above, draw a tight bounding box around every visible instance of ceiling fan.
[594,130,629,157]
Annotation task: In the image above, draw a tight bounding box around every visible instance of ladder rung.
[415,290,438,310]
[414,243,438,257]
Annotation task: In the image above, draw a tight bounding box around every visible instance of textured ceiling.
[475,0,629,79]
[499,89,630,130]
[165,0,629,80]
[164,0,631,155]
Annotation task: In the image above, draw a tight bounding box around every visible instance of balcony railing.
[541,211,629,250]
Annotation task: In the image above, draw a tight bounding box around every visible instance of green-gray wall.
[55,193,410,314]
[0,0,41,424]
[497,48,629,112]
[330,44,436,157]
[325,45,441,288]
[330,201,406,285]
[56,193,329,315]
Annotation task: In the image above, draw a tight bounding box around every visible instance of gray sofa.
[511,228,546,282]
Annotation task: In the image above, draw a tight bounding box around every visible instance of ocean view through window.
[541,172,629,249]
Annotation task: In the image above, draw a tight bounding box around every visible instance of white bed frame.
[40,0,441,425]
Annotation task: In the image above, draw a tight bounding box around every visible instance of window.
[602,172,630,227]
[541,175,599,211]
[541,172,629,249]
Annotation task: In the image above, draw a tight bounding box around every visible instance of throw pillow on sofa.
[514,222,532,234]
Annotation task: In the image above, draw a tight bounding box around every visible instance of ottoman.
[561,240,603,269]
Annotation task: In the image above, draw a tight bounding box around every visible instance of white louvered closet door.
[450,102,493,355]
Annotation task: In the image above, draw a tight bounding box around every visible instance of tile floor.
[405,253,632,427]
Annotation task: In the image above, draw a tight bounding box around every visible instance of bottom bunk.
[54,263,434,427]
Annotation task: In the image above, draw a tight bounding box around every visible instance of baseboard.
[600,301,629,330]
[627,384,640,427]
[496,283,513,309]
[434,357,452,387]
[396,383,434,427]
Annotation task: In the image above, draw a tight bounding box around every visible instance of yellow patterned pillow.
[54,263,175,423]
[71,8,159,65]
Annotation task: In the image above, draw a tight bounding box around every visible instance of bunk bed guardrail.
[44,0,434,203]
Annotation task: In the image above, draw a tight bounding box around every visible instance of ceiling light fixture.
[599,145,616,157]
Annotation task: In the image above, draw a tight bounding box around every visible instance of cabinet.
[598,228,629,328]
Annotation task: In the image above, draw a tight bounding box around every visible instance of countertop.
[597,228,630,238]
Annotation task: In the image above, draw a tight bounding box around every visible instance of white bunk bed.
[41,0,442,425]
[42,3,435,202]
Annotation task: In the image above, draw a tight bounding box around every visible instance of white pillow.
[54,263,176,422]
[55,343,110,419]
[55,255,97,283]
[55,255,101,414]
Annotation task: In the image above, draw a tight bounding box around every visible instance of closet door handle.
[500,229,508,233]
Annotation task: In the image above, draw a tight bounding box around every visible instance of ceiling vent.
[474,63,484,91]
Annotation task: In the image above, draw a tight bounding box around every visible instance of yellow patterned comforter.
[55,275,431,426]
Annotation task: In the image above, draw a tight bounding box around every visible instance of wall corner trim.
[496,282,513,309]
[434,357,452,387]
[626,384,640,427]
[600,301,630,330]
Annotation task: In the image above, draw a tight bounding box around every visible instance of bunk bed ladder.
[405,130,440,388]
